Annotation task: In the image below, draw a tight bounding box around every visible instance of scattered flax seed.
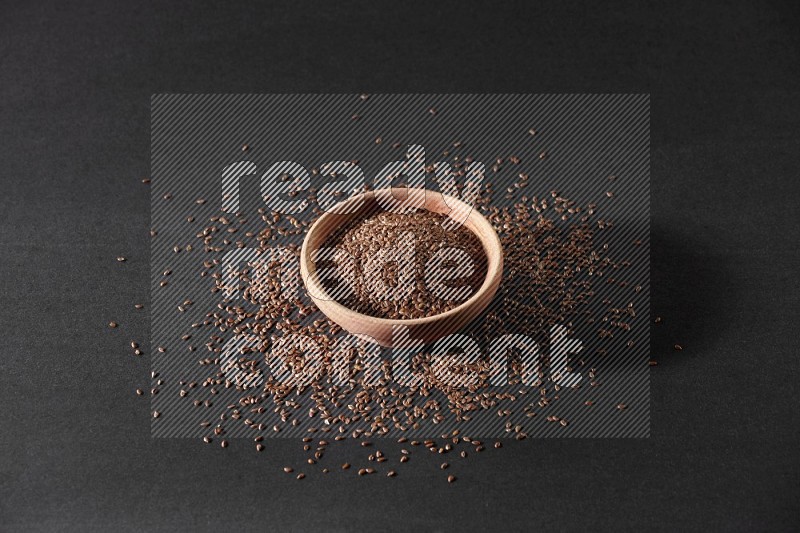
[617,403,628,410]
[256,443,264,452]
[359,93,369,101]
[116,256,126,262]
[221,440,228,448]
[606,191,614,198]
[203,437,212,444]
[283,467,293,473]
[539,151,547,159]
[654,316,662,323]
[440,463,449,470]
[141,178,151,184]
[242,144,249,152]
[429,107,437,115]
[174,161,644,479]
[674,344,683,351]
[136,389,143,396]
[296,473,305,480]
[152,411,160,418]
[494,442,502,449]
[649,360,658,366]
[108,322,118,328]
[157,346,166,353]
[528,128,536,136]
[134,304,144,309]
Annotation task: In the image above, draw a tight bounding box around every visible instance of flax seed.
[175,155,644,478]
[324,210,487,319]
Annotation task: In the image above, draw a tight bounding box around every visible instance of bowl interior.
[302,187,503,326]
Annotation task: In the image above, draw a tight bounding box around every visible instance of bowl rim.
[299,187,504,327]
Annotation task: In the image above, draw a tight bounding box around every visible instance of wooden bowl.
[300,188,503,347]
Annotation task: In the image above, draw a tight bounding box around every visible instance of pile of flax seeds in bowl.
[322,208,489,320]
[156,169,641,483]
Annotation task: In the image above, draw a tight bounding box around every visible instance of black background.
[1,1,798,531]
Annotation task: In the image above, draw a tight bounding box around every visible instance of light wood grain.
[300,188,503,347]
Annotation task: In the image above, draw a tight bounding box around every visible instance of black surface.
[1,1,798,531]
